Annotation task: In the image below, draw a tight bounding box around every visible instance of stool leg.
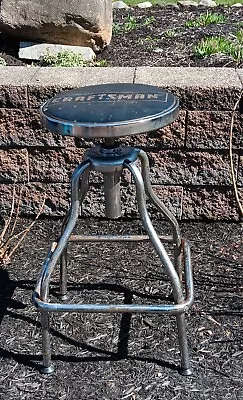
[176,314,192,375]
[59,168,90,301]
[125,160,192,376]
[60,247,68,301]
[40,311,54,374]
[39,160,91,373]
[138,150,183,280]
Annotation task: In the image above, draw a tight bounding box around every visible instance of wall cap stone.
[0,66,242,89]
[135,67,242,89]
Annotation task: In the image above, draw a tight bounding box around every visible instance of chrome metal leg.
[176,313,192,375]
[60,247,68,301]
[139,150,183,280]
[103,171,122,219]
[39,160,91,374]
[34,146,193,376]
[59,167,90,301]
[125,160,192,375]
[40,311,55,374]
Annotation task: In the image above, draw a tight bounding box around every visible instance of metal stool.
[33,83,194,376]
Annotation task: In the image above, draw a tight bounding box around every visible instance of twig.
[229,89,243,218]
[6,193,46,262]
[9,185,24,236]
[0,188,46,265]
[0,184,16,243]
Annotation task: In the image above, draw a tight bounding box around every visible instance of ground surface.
[0,218,243,399]
[0,6,242,68]
[100,6,243,68]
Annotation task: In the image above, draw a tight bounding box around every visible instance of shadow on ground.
[0,219,243,399]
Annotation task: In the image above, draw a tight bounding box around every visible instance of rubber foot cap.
[179,367,193,377]
[59,294,68,302]
[41,365,55,374]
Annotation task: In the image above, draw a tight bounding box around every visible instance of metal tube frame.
[33,146,194,376]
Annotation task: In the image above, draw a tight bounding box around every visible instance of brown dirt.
[99,5,243,68]
[0,218,243,399]
[0,5,242,68]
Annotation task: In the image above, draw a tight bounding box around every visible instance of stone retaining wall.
[0,66,242,221]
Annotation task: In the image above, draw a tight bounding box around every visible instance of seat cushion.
[40,83,179,139]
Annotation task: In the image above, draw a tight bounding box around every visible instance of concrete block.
[0,67,39,107]
[19,42,96,61]
[0,66,38,85]
[149,150,237,186]
[186,111,243,149]
[137,2,153,7]
[135,67,241,89]
[112,1,130,8]
[0,149,29,182]
[135,67,242,110]
[27,67,136,107]
[119,111,186,150]
[236,155,243,187]
[0,108,75,148]
[28,148,86,183]
[0,182,69,216]
[182,187,240,221]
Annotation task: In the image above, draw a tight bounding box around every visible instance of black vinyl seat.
[40,83,179,138]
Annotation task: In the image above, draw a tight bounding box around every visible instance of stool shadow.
[0,275,178,373]
[0,269,26,326]
[2,308,178,373]
[51,282,172,303]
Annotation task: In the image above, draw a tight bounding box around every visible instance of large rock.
[0,0,112,51]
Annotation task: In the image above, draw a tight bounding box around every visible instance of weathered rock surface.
[19,42,96,61]
[0,0,112,51]
[199,0,216,6]
[137,2,153,8]
[112,1,129,9]
[178,0,198,5]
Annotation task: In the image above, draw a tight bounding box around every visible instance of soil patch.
[0,6,242,68]
[0,218,243,399]
[100,6,243,68]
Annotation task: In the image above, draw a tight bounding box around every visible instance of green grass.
[143,16,156,26]
[40,51,85,67]
[40,51,109,67]
[114,0,178,4]
[214,0,243,4]
[0,57,6,66]
[113,14,157,35]
[164,28,178,37]
[185,12,226,28]
[193,35,243,63]
[113,15,139,34]
[113,0,243,5]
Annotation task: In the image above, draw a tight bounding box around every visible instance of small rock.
[199,0,216,6]
[178,0,198,5]
[19,42,96,61]
[231,2,242,6]
[137,2,153,8]
[0,0,112,50]
[112,1,129,8]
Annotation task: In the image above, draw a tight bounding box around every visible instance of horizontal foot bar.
[69,234,174,243]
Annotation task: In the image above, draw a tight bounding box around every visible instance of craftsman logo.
[49,92,168,104]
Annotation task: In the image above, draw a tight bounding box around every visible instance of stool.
[33,83,194,376]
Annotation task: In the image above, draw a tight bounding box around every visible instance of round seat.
[40,83,179,139]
